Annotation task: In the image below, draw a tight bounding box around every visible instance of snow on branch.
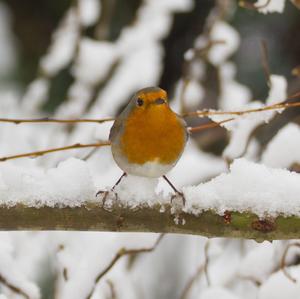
[0,158,298,240]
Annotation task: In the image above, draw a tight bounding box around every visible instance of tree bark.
[0,202,299,241]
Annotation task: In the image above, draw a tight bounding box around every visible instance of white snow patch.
[0,158,95,207]
[238,241,278,282]
[210,75,287,160]
[22,78,50,110]
[184,158,300,217]
[262,123,300,168]
[218,62,252,110]
[114,175,160,208]
[40,8,79,76]
[184,79,204,107]
[200,287,240,299]
[0,239,40,299]
[208,21,240,66]
[254,0,286,14]
[78,0,101,27]
[73,38,118,85]
[258,266,300,299]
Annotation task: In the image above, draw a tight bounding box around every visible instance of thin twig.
[237,274,261,286]
[188,118,234,133]
[180,264,204,299]
[260,40,271,87]
[86,234,164,299]
[106,280,117,299]
[82,147,100,161]
[204,240,211,286]
[280,242,300,283]
[183,100,300,118]
[0,142,111,162]
[0,274,31,299]
[0,117,114,125]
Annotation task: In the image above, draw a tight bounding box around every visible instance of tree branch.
[0,202,299,241]
[0,141,111,162]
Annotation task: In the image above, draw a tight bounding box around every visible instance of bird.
[97,87,188,204]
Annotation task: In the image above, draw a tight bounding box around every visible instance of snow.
[184,79,204,107]
[73,38,118,85]
[113,175,159,208]
[0,158,95,207]
[0,0,299,298]
[40,8,79,76]
[0,156,297,220]
[238,241,279,282]
[78,0,101,27]
[218,63,252,110]
[262,124,300,168]
[200,287,240,299]
[258,266,300,299]
[0,235,40,299]
[184,158,300,217]
[21,78,50,111]
[254,0,286,14]
[208,21,240,66]
[210,75,287,160]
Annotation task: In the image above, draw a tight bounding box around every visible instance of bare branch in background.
[260,39,271,87]
[280,242,300,283]
[0,141,111,162]
[204,240,211,286]
[106,279,117,299]
[183,99,300,118]
[0,117,114,125]
[0,274,31,299]
[86,234,164,299]
[180,264,204,299]
[188,118,234,133]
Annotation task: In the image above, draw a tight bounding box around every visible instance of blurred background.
[0,0,299,298]
[1,0,300,155]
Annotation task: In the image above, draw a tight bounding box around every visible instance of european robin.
[98,87,188,203]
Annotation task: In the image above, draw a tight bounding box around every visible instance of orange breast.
[120,106,186,165]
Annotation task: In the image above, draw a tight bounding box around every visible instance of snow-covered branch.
[0,158,297,241]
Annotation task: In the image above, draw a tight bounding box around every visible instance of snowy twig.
[0,142,111,162]
[0,203,299,241]
[183,100,300,118]
[280,242,300,283]
[86,234,164,299]
[0,274,31,299]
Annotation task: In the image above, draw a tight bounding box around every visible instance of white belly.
[112,151,174,177]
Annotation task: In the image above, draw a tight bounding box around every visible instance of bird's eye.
[155,98,165,105]
[136,98,144,106]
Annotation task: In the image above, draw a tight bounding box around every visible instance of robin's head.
[132,87,168,110]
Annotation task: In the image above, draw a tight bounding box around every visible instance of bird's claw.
[170,191,186,206]
[96,190,118,207]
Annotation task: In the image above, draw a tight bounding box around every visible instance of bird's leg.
[162,175,186,206]
[96,172,127,204]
